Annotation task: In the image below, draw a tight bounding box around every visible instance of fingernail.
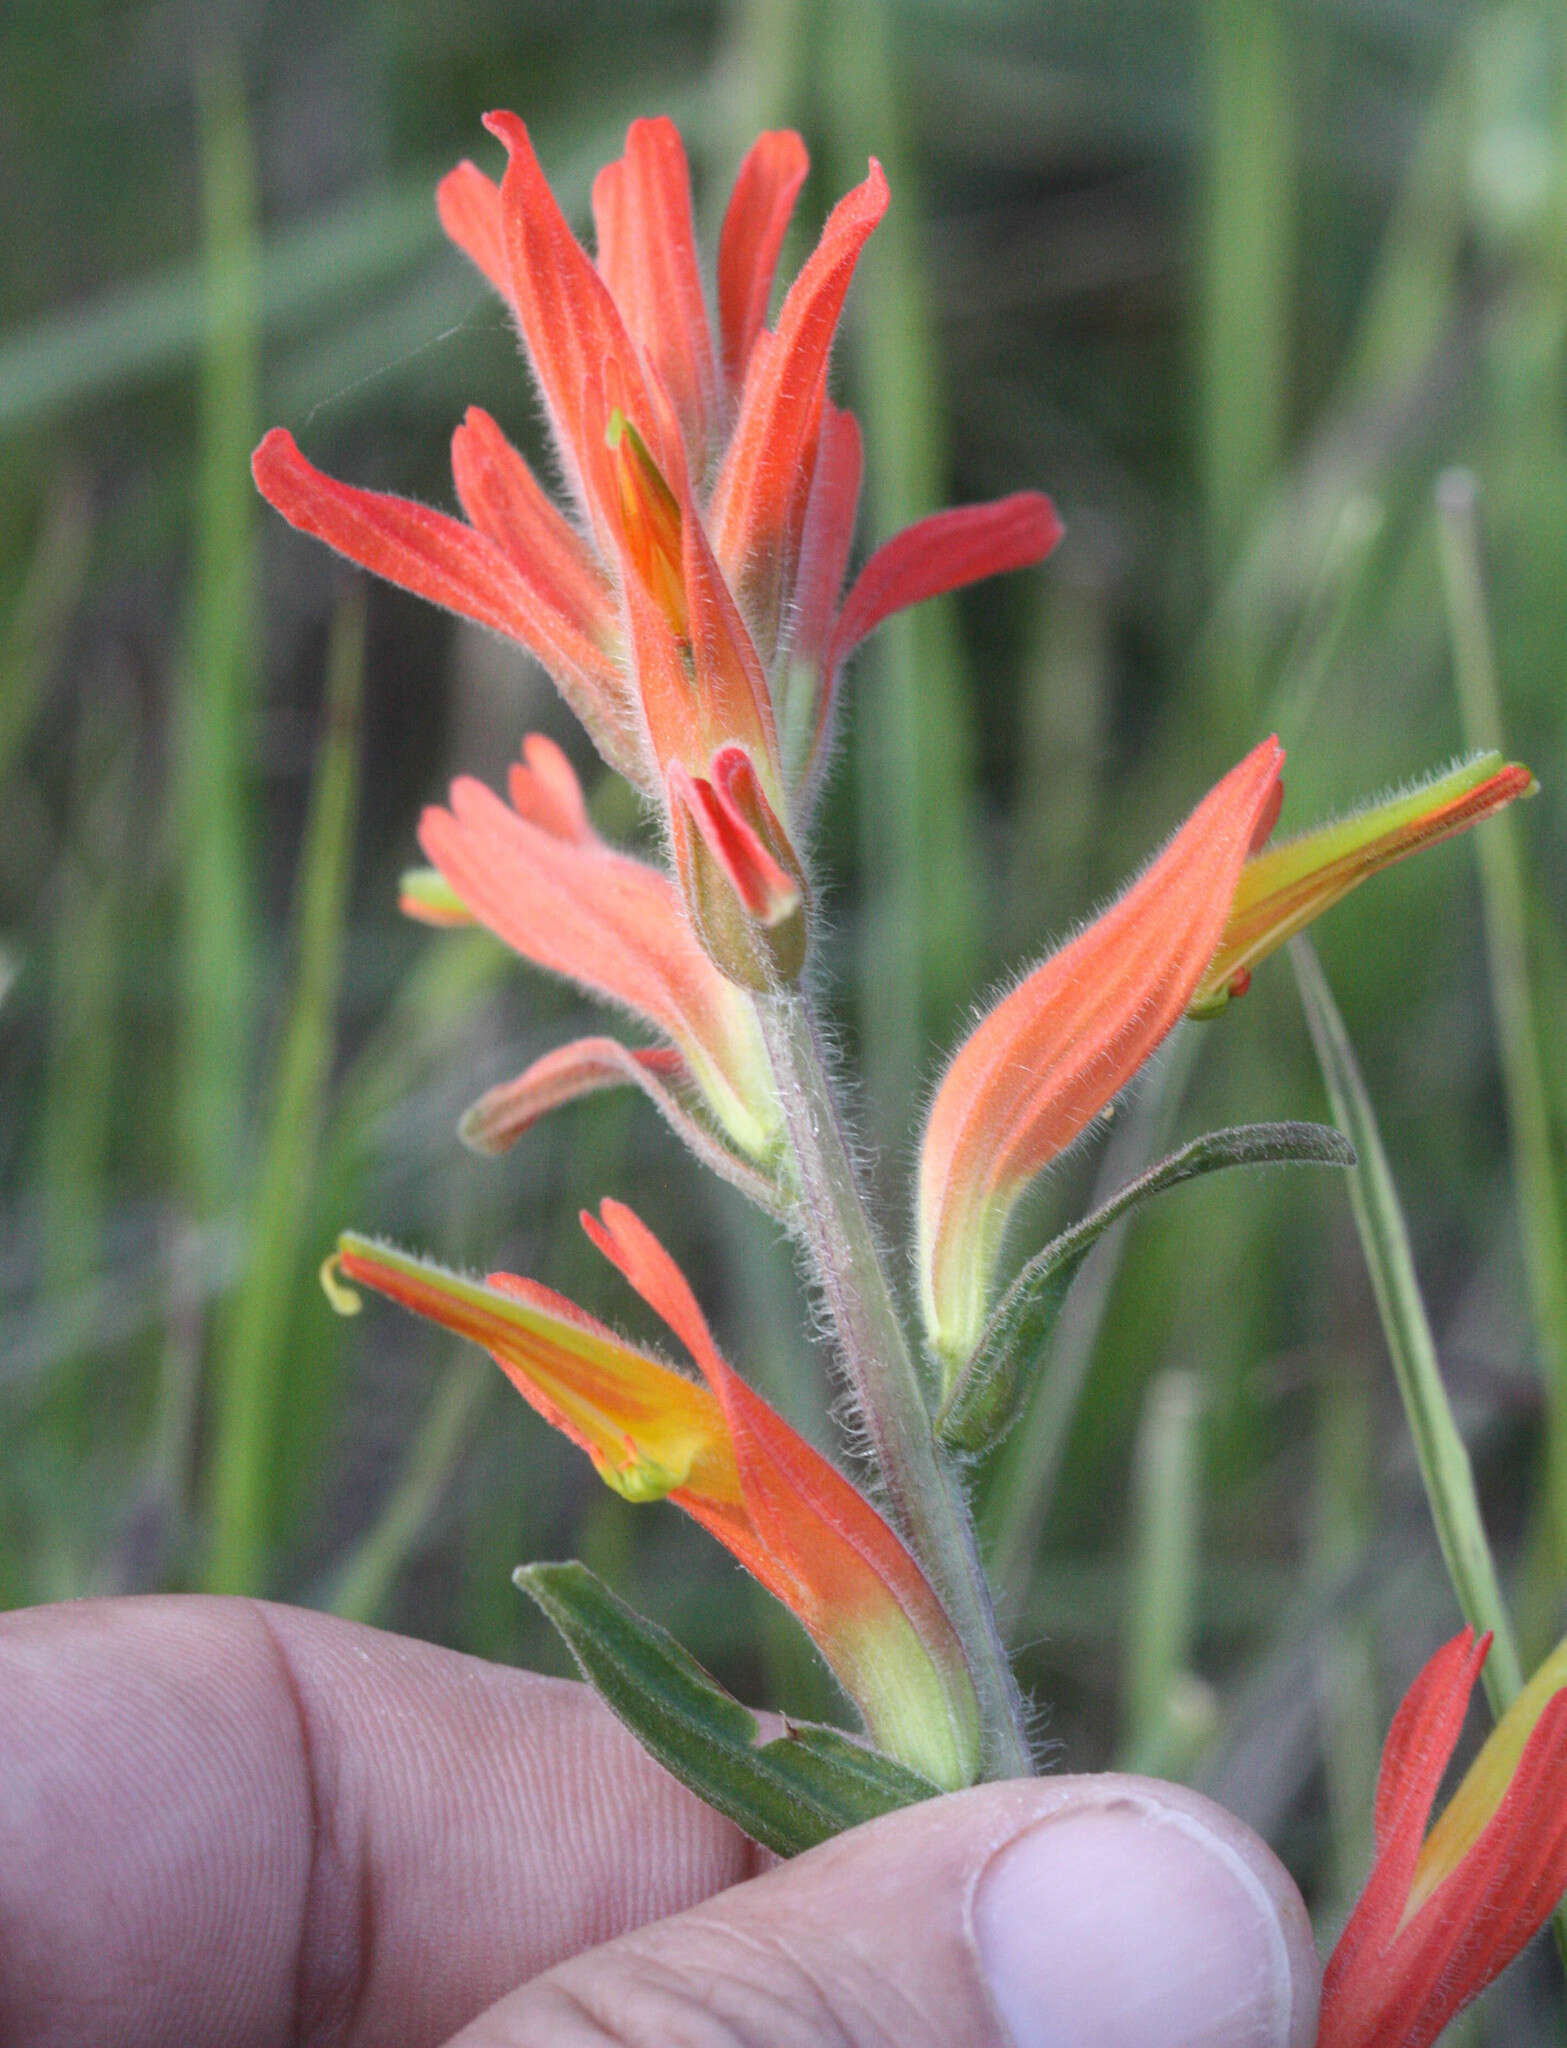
[972,1791,1313,2048]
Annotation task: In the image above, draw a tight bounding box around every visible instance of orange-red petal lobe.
[417,738,779,1162]
[718,128,810,396]
[709,161,890,659]
[918,736,1285,1363]
[667,759,799,927]
[824,492,1064,683]
[789,402,864,672]
[618,552,707,775]
[666,749,808,990]
[449,406,616,647]
[506,729,594,839]
[582,1200,981,1788]
[600,402,782,783]
[483,112,685,537]
[681,491,782,770]
[592,118,717,467]
[1320,1630,1567,2048]
[780,402,864,791]
[436,159,513,306]
[806,489,1063,790]
[1379,1693,1567,2048]
[252,428,632,767]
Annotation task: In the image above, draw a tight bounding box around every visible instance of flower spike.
[329,1211,982,1791]
[919,737,1284,1365]
[1321,1629,1567,2048]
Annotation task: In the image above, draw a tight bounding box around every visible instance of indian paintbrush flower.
[254,115,1059,991]
[918,742,1532,1369]
[1320,1628,1567,2048]
[255,107,1563,1940]
[325,1202,982,1792]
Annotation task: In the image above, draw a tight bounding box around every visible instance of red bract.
[1320,1629,1567,2048]
[254,115,1060,985]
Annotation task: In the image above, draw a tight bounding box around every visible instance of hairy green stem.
[756,989,1032,1779]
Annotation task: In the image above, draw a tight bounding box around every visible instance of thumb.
[444,1772,1322,2047]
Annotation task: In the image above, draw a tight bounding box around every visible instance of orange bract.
[918,740,1535,1368]
[918,736,1284,1363]
[333,1204,981,1790]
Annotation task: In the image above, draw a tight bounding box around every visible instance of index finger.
[0,1594,760,2047]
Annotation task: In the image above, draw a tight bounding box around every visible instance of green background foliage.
[6,2,1567,2028]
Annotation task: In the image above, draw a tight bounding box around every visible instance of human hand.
[1,1597,1320,2046]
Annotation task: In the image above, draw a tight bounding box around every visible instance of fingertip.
[972,1776,1320,2048]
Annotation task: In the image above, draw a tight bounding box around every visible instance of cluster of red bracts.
[254,115,1059,994]
[255,112,1563,2043]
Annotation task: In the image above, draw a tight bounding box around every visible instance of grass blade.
[1436,468,1567,1614]
[174,61,260,1230]
[1199,0,1295,575]
[0,475,92,788]
[206,593,364,1592]
[1291,936,1522,1713]
[822,0,982,1132]
[1120,1369,1211,1777]
[324,1354,489,1624]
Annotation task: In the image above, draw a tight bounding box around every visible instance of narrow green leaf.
[206,593,363,1593]
[939,1122,1354,1451]
[1291,936,1522,1713]
[1436,469,1567,1608]
[516,1561,940,1857]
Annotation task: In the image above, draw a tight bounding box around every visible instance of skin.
[0,1596,1321,2048]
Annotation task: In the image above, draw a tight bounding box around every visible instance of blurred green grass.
[5,1,1567,2024]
